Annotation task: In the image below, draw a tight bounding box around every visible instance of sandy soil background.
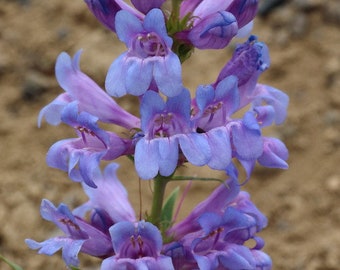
[0,0,339,269]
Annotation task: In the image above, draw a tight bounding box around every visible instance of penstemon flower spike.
[27,1,289,269]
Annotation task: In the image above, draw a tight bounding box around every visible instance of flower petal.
[135,138,160,179]
[153,52,183,97]
[178,133,211,166]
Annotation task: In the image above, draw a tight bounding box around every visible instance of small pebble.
[326,175,340,192]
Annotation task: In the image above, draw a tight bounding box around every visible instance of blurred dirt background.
[0,0,339,269]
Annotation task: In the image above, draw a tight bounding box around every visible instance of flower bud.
[188,11,238,49]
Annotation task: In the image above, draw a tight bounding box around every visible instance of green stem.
[171,0,182,18]
[0,254,23,270]
[170,175,226,184]
[149,176,168,226]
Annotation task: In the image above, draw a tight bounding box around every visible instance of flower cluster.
[27,1,289,269]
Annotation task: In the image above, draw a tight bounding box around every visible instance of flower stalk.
[149,175,169,226]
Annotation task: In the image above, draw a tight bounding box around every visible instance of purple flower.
[73,163,136,226]
[84,0,167,32]
[250,83,289,126]
[227,0,258,29]
[189,36,288,176]
[257,137,289,169]
[214,35,270,105]
[187,11,238,49]
[165,175,271,269]
[191,79,263,171]
[192,75,264,171]
[168,176,241,238]
[135,89,210,179]
[26,165,137,267]
[84,0,143,32]
[46,102,132,187]
[193,75,240,131]
[131,0,166,14]
[101,221,174,269]
[38,51,141,186]
[179,0,259,49]
[39,50,140,129]
[105,8,183,97]
[26,199,113,267]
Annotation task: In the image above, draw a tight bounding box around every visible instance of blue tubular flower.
[179,0,259,49]
[193,76,249,171]
[214,36,270,104]
[46,103,132,187]
[227,0,258,29]
[191,207,267,270]
[84,0,143,32]
[101,221,174,270]
[105,9,183,97]
[39,51,140,130]
[189,36,289,175]
[165,176,271,269]
[131,0,166,14]
[26,199,113,267]
[168,177,241,238]
[230,111,263,161]
[135,89,210,179]
[251,84,289,126]
[192,76,263,171]
[74,163,136,226]
[193,75,240,131]
[257,137,289,169]
[188,11,238,49]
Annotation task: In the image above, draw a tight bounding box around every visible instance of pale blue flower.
[135,89,210,179]
[179,0,259,49]
[39,50,140,129]
[101,221,174,270]
[26,199,113,267]
[105,9,183,97]
[165,175,271,269]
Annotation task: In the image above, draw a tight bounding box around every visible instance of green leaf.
[160,186,180,232]
[0,254,23,270]
[69,266,81,270]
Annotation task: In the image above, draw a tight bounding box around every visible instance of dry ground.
[0,1,339,269]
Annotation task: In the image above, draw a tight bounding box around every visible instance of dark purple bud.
[84,0,143,32]
[188,11,238,49]
[131,0,166,14]
[84,0,122,32]
[228,0,258,28]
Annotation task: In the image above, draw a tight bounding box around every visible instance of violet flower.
[38,51,140,187]
[46,102,132,188]
[84,0,143,32]
[25,200,113,267]
[73,163,136,226]
[190,36,288,176]
[179,0,258,49]
[84,0,167,33]
[258,137,289,169]
[192,77,264,172]
[165,175,271,269]
[26,163,136,267]
[187,11,238,49]
[39,50,140,130]
[105,8,183,97]
[101,221,174,269]
[131,0,166,14]
[135,89,210,179]
[213,35,270,105]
